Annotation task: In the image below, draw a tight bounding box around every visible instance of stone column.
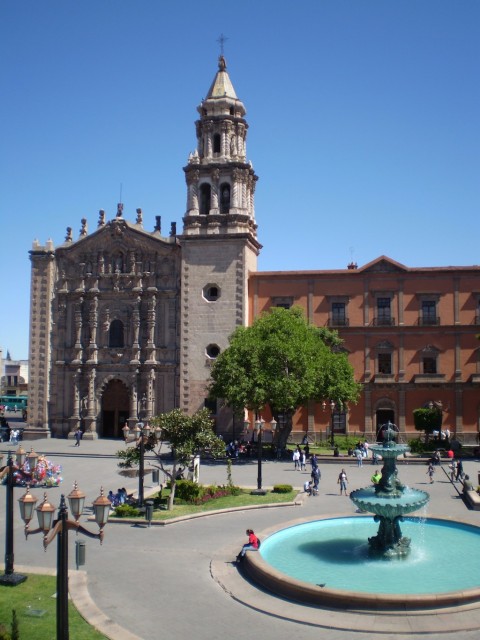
[68,369,82,436]
[146,295,156,363]
[83,367,98,439]
[147,368,156,420]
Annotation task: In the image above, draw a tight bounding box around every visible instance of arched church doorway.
[100,379,129,438]
[375,408,395,442]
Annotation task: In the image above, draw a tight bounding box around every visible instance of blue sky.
[1,0,479,360]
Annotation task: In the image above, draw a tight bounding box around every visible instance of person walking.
[311,466,321,495]
[74,428,82,446]
[455,459,464,482]
[300,450,306,471]
[337,469,348,496]
[292,448,300,470]
[355,448,363,467]
[449,459,457,483]
[427,462,435,484]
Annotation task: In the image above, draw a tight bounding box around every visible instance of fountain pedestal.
[350,423,429,559]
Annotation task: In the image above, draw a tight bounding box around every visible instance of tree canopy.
[209,306,361,445]
[413,407,443,440]
[117,408,224,510]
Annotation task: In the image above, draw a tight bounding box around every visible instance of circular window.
[206,344,220,359]
[203,283,220,302]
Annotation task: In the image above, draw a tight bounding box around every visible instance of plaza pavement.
[2,434,480,640]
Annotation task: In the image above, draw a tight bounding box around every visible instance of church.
[26,57,480,443]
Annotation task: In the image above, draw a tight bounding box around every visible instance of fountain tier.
[350,422,429,557]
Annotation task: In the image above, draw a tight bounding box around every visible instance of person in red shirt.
[236,529,259,562]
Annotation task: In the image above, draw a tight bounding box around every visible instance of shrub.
[408,438,424,454]
[114,504,141,518]
[272,484,293,494]
[174,480,202,503]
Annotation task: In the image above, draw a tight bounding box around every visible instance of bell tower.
[180,56,261,434]
[183,55,258,234]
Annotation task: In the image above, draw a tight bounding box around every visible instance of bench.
[464,490,480,511]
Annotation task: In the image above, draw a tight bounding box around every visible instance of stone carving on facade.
[135,208,143,225]
[65,227,73,242]
[80,218,88,237]
[98,209,106,226]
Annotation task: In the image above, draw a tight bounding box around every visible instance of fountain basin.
[244,515,480,610]
[350,486,429,519]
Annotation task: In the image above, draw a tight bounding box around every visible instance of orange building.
[250,256,480,444]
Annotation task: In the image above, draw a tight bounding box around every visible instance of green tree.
[209,306,361,448]
[413,407,443,442]
[117,408,224,510]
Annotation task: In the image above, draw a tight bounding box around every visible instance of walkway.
[2,437,480,640]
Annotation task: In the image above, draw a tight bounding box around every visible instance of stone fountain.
[350,422,430,558]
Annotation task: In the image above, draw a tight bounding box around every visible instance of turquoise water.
[260,517,480,595]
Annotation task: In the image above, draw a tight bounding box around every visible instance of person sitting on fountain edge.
[236,529,260,563]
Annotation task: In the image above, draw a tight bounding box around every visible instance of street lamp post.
[18,483,110,640]
[133,421,151,508]
[0,451,27,586]
[251,418,266,495]
[322,400,337,446]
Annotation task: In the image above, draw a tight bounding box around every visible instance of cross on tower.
[217,33,228,56]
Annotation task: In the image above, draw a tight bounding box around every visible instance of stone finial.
[80,218,88,236]
[136,208,143,226]
[98,210,105,227]
[65,227,73,242]
[154,216,161,233]
[170,222,177,237]
[116,203,123,218]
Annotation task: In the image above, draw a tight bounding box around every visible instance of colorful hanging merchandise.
[1,455,63,487]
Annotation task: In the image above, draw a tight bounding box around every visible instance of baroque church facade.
[27,57,480,443]
[27,56,259,440]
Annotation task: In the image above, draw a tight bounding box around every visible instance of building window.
[331,302,348,326]
[213,133,221,154]
[272,297,294,309]
[204,397,217,414]
[203,284,220,302]
[376,297,393,326]
[220,183,230,213]
[109,319,124,348]
[206,344,220,359]
[378,353,392,375]
[421,345,439,375]
[423,356,437,374]
[421,300,438,325]
[199,184,211,215]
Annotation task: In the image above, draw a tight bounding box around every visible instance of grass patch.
[151,488,297,520]
[0,574,106,639]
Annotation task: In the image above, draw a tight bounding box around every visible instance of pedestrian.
[371,451,379,465]
[449,459,457,483]
[455,459,464,482]
[74,428,82,446]
[355,448,363,467]
[337,469,348,496]
[311,466,321,495]
[236,529,260,562]
[304,479,312,495]
[364,440,370,459]
[427,462,435,484]
[292,448,300,470]
[300,450,306,470]
[310,453,318,469]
